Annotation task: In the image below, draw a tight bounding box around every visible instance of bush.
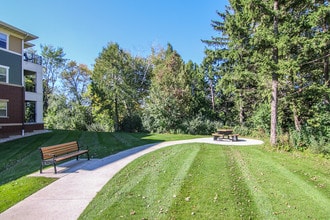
[247,102,270,134]
[288,126,330,155]
[87,123,112,132]
[120,114,143,132]
[309,135,330,155]
[183,115,219,135]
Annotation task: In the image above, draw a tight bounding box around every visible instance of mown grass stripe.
[237,147,330,218]
[143,144,200,218]
[228,148,275,219]
[80,144,200,219]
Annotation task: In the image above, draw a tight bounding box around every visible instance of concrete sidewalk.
[0,138,263,220]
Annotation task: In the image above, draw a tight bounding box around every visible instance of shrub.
[183,115,218,135]
[309,135,330,155]
[87,123,112,132]
[120,114,143,132]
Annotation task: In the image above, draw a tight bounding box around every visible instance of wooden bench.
[39,141,90,174]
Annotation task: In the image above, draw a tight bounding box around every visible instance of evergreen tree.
[204,0,329,146]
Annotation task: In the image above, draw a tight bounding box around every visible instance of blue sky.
[2,0,228,68]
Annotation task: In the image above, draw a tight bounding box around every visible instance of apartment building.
[0,20,43,138]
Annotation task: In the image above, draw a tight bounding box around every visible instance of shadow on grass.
[32,142,160,177]
[0,130,168,185]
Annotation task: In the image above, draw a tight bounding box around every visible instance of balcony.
[23,51,42,65]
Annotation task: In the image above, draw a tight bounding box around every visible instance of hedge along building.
[0,20,43,138]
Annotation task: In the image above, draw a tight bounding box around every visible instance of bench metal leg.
[54,163,57,174]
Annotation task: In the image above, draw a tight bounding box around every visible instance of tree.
[41,45,66,113]
[204,0,330,146]
[185,60,211,118]
[91,42,151,131]
[44,94,92,130]
[270,0,279,145]
[61,61,91,105]
[143,44,193,132]
[203,2,262,127]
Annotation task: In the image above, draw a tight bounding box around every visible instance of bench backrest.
[40,141,79,160]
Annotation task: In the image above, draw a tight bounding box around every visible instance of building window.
[0,100,8,117]
[25,101,36,123]
[0,32,7,49]
[24,70,36,92]
[0,65,9,83]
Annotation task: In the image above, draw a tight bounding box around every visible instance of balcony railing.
[23,52,42,65]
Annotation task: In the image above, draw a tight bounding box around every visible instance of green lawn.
[1,131,330,218]
[0,176,56,213]
[0,130,204,213]
[0,130,204,185]
[80,143,330,219]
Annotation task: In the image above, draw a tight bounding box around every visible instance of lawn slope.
[0,130,204,213]
[80,144,330,219]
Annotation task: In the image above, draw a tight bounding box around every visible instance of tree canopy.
[41,0,329,153]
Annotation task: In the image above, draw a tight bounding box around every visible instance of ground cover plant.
[0,130,203,213]
[80,143,330,219]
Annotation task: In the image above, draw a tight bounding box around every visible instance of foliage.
[143,44,190,132]
[41,44,67,113]
[44,94,92,131]
[143,44,213,134]
[289,125,330,155]
[61,61,91,105]
[120,114,144,132]
[182,115,219,135]
[90,43,151,131]
[203,0,330,147]
[247,102,271,134]
[38,1,329,152]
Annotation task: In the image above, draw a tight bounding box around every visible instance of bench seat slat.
[54,150,89,162]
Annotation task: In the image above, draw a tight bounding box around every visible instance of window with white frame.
[0,32,7,49]
[0,100,8,117]
[0,65,9,83]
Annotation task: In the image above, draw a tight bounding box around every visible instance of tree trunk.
[324,55,329,104]
[270,74,278,145]
[292,105,301,131]
[114,94,119,131]
[209,78,215,111]
[322,0,329,104]
[270,0,279,146]
[239,91,244,125]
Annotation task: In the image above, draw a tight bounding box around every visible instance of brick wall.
[0,84,24,137]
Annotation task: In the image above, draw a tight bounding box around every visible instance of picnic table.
[212,129,239,141]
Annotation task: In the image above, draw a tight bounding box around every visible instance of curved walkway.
[0,138,263,220]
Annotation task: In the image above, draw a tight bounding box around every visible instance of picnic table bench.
[212,129,239,141]
[39,141,90,174]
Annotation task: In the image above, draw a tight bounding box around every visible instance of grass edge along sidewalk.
[80,143,330,219]
[0,130,206,213]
